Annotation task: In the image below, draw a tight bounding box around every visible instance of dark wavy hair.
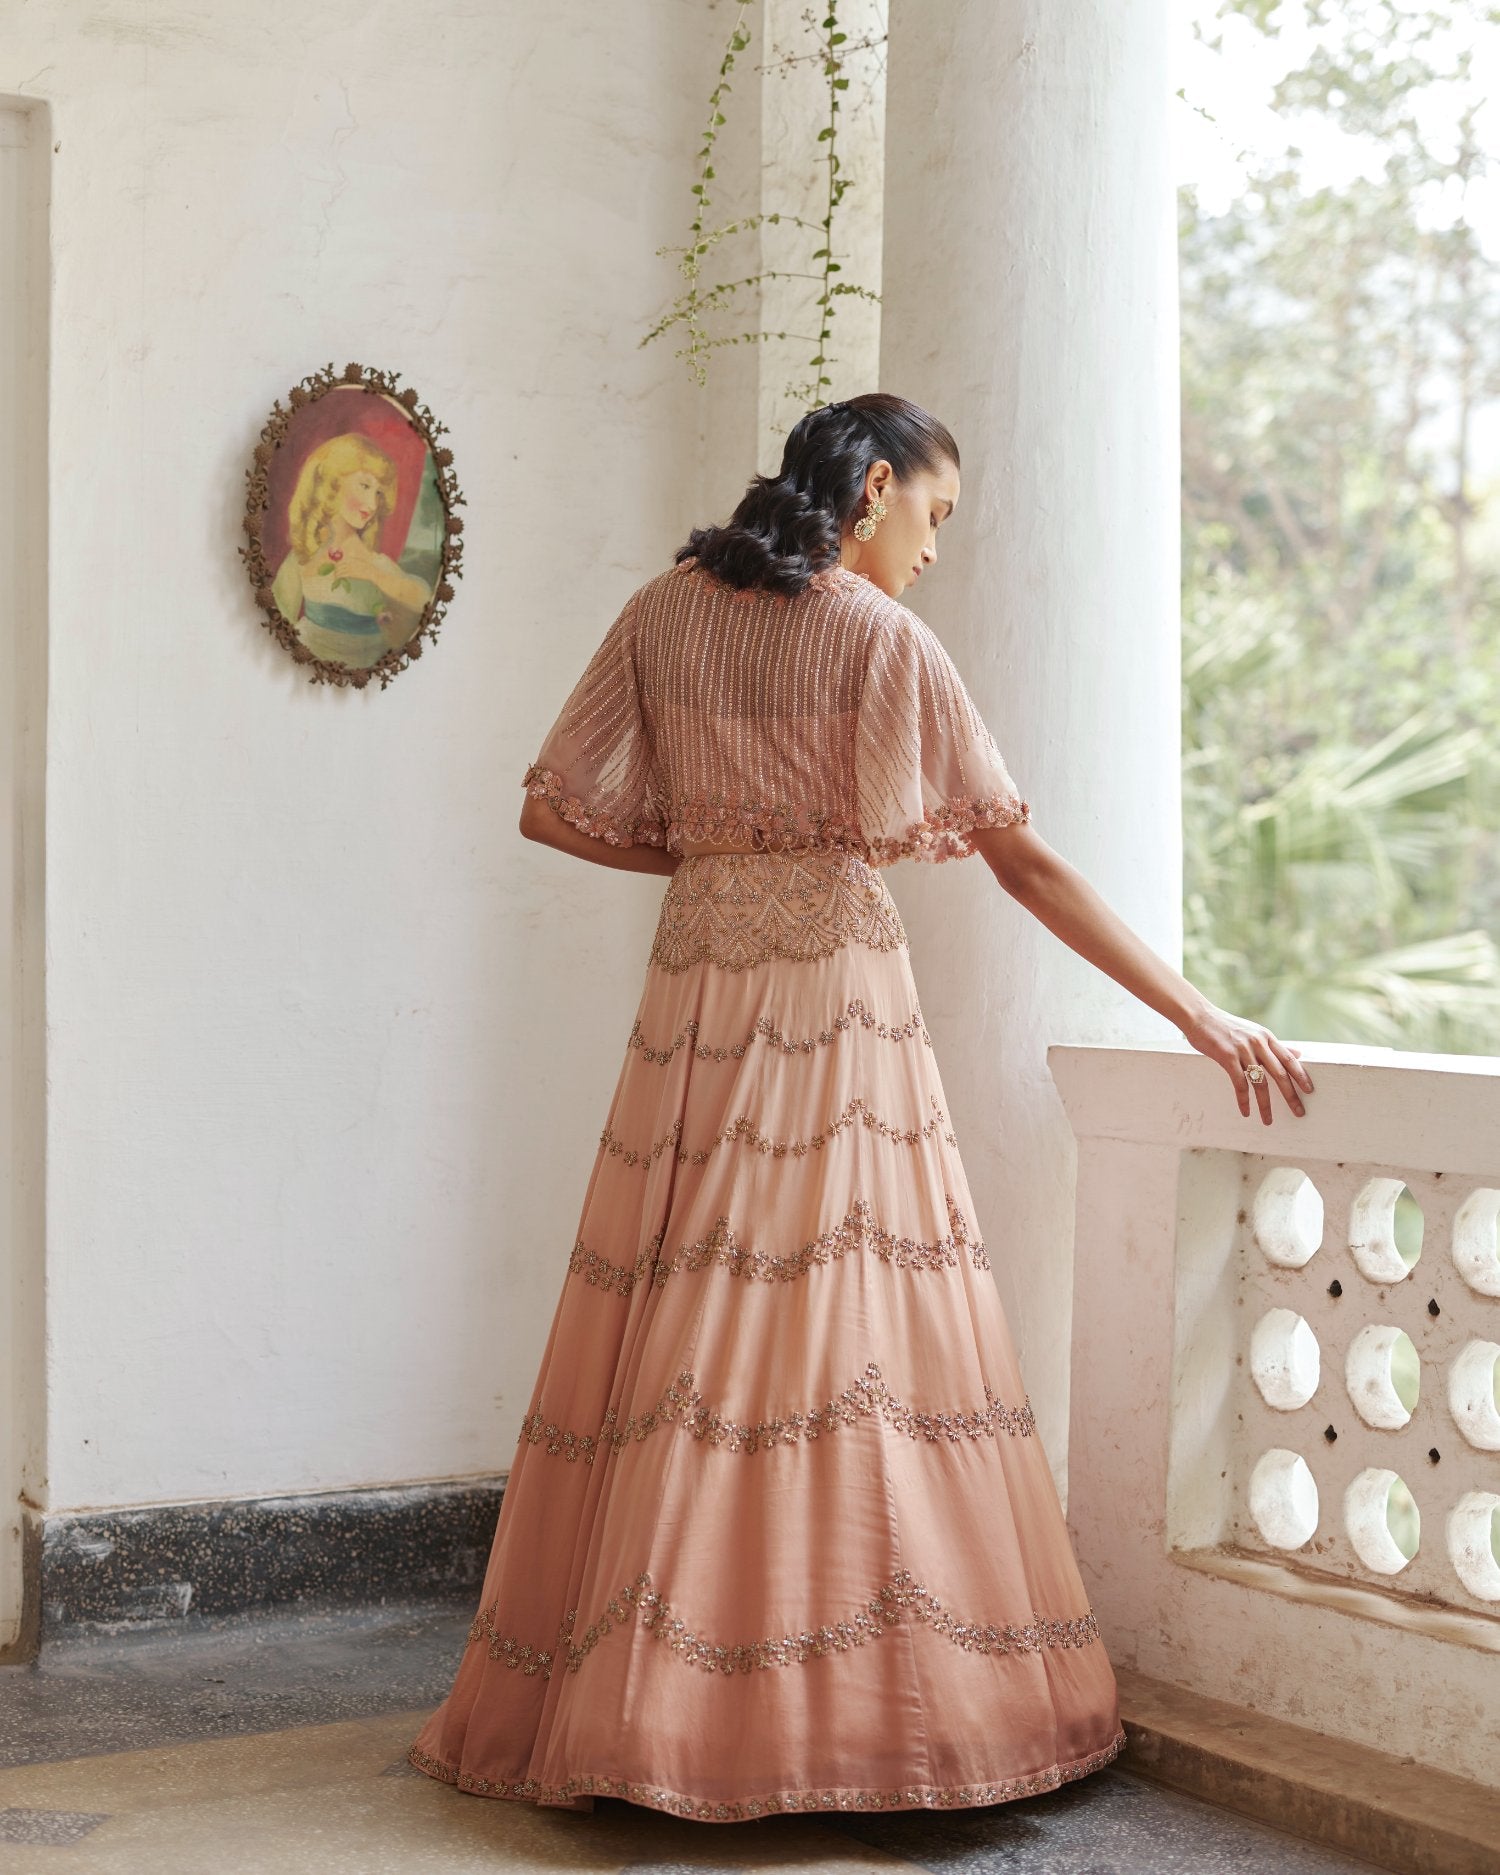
[674,392,959,597]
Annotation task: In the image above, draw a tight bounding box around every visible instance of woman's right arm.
[519,794,680,876]
[970,821,1314,1126]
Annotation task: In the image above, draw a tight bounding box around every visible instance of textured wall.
[878,0,1185,1499]
[0,0,737,1519]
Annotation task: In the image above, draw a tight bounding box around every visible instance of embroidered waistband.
[650,851,907,974]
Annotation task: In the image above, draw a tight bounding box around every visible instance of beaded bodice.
[521,555,1030,867]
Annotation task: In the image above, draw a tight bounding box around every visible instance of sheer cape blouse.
[520,554,1031,867]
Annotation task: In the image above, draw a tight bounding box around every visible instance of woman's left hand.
[1178,999,1315,1125]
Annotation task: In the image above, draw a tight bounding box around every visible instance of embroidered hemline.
[521,758,1031,869]
[568,1190,989,1296]
[406,1725,1129,1818]
[522,763,668,850]
[598,1090,957,1174]
[626,998,933,1064]
[518,1358,1036,1465]
[863,794,1033,867]
[464,1563,1108,1682]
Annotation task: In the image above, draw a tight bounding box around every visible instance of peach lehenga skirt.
[406,849,1125,1822]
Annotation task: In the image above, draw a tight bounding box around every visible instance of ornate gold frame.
[239,361,466,690]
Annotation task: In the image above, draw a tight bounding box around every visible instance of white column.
[879,1,1182,1499]
[0,97,50,1657]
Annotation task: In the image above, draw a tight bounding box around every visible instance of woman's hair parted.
[674,392,959,596]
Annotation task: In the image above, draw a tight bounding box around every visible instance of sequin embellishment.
[464,1565,1104,1682]
[626,998,932,1064]
[517,1359,1035,1464]
[519,558,1034,870]
[649,850,907,974]
[598,1090,957,1173]
[522,762,667,850]
[407,1725,1130,1819]
[568,1190,988,1296]
[860,791,1031,867]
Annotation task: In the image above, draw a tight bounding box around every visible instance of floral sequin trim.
[522,761,1029,871]
[599,1090,957,1174]
[568,1190,988,1296]
[462,1565,1104,1685]
[670,797,872,859]
[518,1359,1035,1465]
[407,1724,1129,1819]
[626,997,933,1064]
[522,762,668,850]
[649,849,907,974]
[862,793,1032,867]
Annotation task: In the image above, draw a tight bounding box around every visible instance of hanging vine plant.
[641,0,885,409]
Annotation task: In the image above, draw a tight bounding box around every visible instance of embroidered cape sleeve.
[853,609,1031,864]
[521,590,668,849]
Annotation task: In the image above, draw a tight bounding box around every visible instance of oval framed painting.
[240,362,466,689]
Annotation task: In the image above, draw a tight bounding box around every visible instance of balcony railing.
[1051,1040,1500,1792]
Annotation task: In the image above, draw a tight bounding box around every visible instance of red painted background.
[263,387,431,566]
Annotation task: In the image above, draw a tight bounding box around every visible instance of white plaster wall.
[757,0,885,460]
[0,0,736,1518]
[879,1,1184,1495]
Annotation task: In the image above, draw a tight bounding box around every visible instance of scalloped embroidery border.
[522,763,668,850]
[407,1724,1129,1819]
[569,1190,989,1297]
[649,849,908,974]
[862,792,1033,866]
[521,765,1033,869]
[597,1090,958,1175]
[625,997,933,1065]
[462,1563,1105,1684]
[518,1358,1036,1466]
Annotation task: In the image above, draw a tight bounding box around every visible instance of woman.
[271,433,432,670]
[406,392,1313,1823]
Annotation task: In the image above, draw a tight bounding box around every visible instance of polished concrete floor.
[0,1596,1391,1873]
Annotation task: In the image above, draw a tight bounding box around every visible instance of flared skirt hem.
[404,1724,1129,1823]
[409,855,1123,1826]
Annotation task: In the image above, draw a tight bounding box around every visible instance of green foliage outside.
[1181,0,1500,1053]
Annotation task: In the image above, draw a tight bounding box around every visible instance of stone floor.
[0,1597,1393,1874]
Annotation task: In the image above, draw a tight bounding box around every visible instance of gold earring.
[853,492,887,541]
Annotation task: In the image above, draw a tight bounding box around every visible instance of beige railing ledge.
[1049,1039,1500,1809]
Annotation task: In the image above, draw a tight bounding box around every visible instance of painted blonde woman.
[272,434,432,670]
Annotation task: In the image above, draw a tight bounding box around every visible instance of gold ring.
[1245,1064,1266,1085]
